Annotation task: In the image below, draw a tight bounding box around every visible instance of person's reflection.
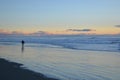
[21,40,25,53]
[119,42,120,50]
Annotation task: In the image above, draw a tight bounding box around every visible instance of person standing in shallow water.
[21,40,25,52]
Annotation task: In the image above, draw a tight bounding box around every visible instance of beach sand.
[0,44,120,80]
[0,58,58,80]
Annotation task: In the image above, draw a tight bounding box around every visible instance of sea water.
[0,35,120,52]
[0,35,120,80]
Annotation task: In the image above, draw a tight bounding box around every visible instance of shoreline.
[0,58,58,80]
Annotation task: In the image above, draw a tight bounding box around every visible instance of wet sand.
[0,58,58,80]
[0,44,120,80]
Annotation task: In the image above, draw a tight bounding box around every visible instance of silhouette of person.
[21,40,25,45]
[21,40,25,52]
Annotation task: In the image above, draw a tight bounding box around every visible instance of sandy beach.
[0,58,58,80]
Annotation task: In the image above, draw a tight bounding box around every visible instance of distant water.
[0,35,120,52]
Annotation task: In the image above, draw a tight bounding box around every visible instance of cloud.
[0,29,7,33]
[115,25,120,27]
[0,29,4,32]
[0,29,10,35]
[0,29,50,36]
[11,31,23,35]
[66,29,95,32]
[0,29,26,36]
[30,31,49,36]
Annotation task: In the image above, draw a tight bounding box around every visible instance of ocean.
[0,35,120,80]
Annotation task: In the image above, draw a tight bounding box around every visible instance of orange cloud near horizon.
[0,27,120,35]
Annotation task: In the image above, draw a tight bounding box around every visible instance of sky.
[0,0,120,35]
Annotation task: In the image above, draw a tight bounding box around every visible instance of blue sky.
[0,0,120,34]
